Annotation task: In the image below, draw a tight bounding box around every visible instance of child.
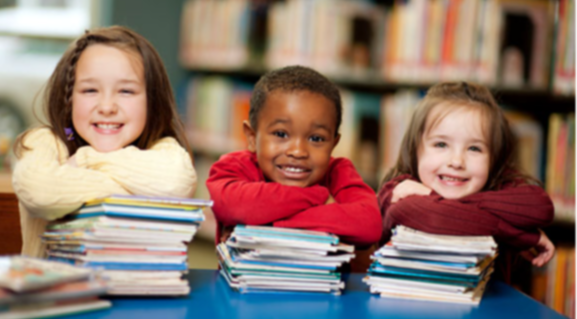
[206,66,382,253]
[378,82,555,279]
[12,26,197,258]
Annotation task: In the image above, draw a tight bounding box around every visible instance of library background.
[0,0,574,316]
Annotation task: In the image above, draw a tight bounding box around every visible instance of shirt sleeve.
[74,137,197,198]
[376,174,412,243]
[12,128,129,221]
[459,185,554,229]
[273,158,382,247]
[382,193,542,250]
[206,152,330,226]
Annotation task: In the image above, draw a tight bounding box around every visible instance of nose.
[448,150,465,169]
[97,94,118,115]
[286,138,309,159]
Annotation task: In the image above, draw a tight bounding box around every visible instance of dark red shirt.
[377,174,555,250]
[206,150,382,247]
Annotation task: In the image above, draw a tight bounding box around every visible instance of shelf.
[183,65,575,113]
[187,130,245,157]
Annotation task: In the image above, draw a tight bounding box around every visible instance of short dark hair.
[249,65,342,136]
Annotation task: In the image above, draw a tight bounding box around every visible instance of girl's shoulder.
[18,127,63,150]
[149,136,183,150]
[14,127,69,161]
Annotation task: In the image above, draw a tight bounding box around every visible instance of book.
[0,257,93,293]
[0,280,107,306]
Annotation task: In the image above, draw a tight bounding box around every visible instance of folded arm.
[382,194,542,250]
[274,159,382,247]
[206,153,330,226]
[74,137,197,198]
[12,128,128,221]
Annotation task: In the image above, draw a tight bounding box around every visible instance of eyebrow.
[311,123,333,134]
[266,119,290,129]
[428,134,487,145]
[76,78,142,85]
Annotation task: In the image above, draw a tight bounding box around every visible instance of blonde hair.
[382,81,535,191]
[15,26,190,158]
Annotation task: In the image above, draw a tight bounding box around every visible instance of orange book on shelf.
[553,247,568,313]
[230,90,251,148]
[441,0,459,75]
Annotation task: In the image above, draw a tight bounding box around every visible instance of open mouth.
[278,165,311,178]
[93,123,123,130]
[439,175,468,182]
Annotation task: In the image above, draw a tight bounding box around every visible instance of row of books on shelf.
[214,224,498,305]
[183,75,575,222]
[552,0,575,95]
[531,245,575,318]
[546,114,575,222]
[179,0,574,95]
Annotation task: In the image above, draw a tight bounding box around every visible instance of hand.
[325,194,336,205]
[220,225,235,243]
[67,155,77,167]
[520,230,555,267]
[391,180,432,203]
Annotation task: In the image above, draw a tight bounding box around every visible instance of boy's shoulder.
[218,150,256,163]
[213,150,259,172]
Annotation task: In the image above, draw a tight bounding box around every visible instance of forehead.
[76,44,144,79]
[259,90,337,130]
[425,103,489,139]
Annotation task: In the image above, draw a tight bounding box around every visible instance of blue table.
[71,269,565,319]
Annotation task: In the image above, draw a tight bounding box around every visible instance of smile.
[439,175,468,182]
[277,165,311,178]
[93,123,123,130]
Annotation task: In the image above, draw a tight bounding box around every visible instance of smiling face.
[417,104,490,199]
[71,44,147,153]
[244,90,340,188]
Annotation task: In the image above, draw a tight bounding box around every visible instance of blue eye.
[469,146,482,152]
[434,142,447,148]
[310,135,325,143]
[120,89,134,94]
[273,131,287,138]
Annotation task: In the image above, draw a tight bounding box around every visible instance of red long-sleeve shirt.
[206,150,382,247]
[377,174,555,250]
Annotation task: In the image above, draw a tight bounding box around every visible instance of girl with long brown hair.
[12,26,197,258]
[378,82,555,280]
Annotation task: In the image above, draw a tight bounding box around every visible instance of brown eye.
[273,131,287,138]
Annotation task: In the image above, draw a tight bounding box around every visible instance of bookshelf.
[177,0,575,316]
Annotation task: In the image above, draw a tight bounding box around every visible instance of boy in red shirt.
[206,66,382,255]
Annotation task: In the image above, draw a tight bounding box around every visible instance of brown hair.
[14,25,190,158]
[382,81,536,191]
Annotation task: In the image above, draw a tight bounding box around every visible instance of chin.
[91,144,124,153]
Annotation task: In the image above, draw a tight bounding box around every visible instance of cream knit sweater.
[12,128,197,258]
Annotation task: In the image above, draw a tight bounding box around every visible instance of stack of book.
[217,225,355,294]
[0,256,110,318]
[364,226,497,305]
[42,195,212,296]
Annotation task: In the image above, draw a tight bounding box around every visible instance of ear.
[243,121,257,153]
[331,133,341,150]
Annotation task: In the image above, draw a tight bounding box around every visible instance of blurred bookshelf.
[178,0,575,316]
